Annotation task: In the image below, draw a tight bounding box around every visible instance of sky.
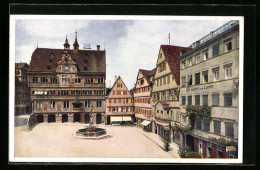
[14,17,230,89]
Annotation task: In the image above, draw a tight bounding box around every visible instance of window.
[202,50,208,61]
[195,95,200,105]
[50,77,57,83]
[181,60,186,69]
[224,37,232,52]
[214,120,221,135]
[188,57,192,66]
[224,93,232,107]
[202,70,208,83]
[213,68,219,81]
[85,100,91,107]
[224,66,232,79]
[204,118,210,132]
[188,96,192,105]
[75,76,81,83]
[182,96,186,105]
[49,59,53,63]
[216,146,223,158]
[225,122,234,137]
[176,112,180,122]
[196,54,200,63]
[167,75,170,84]
[157,79,159,87]
[64,101,69,108]
[212,93,219,106]
[188,75,192,86]
[161,111,163,114]
[202,94,208,106]
[212,44,219,57]
[62,75,68,84]
[196,117,202,130]
[182,76,186,87]
[40,77,48,83]
[47,66,51,70]
[96,100,102,107]
[32,77,38,83]
[163,77,166,85]
[160,78,162,86]
[84,66,88,71]
[50,101,55,108]
[87,78,94,83]
[195,72,200,85]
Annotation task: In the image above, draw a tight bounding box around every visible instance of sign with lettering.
[226,146,237,152]
[191,85,213,91]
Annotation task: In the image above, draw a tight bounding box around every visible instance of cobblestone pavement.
[14,123,180,158]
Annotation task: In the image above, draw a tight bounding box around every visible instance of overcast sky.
[14,17,229,89]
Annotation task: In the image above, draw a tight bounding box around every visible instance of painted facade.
[133,69,155,131]
[179,20,239,158]
[105,76,134,125]
[27,33,106,125]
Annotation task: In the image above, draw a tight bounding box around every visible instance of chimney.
[97,45,100,51]
[196,40,200,47]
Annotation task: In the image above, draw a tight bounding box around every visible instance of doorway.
[48,114,56,123]
[62,114,68,123]
[74,114,80,122]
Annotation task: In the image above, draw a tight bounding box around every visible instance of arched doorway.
[36,115,43,123]
[62,114,68,123]
[96,113,102,124]
[74,114,80,122]
[48,114,56,123]
[85,114,90,123]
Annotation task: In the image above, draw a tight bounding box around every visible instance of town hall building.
[27,32,106,125]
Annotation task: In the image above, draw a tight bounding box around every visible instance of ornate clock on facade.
[64,66,69,71]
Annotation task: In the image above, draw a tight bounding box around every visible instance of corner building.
[28,33,106,124]
[151,45,187,141]
[15,63,30,115]
[179,20,239,158]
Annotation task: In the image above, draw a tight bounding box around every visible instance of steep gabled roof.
[28,48,105,73]
[15,63,28,69]
[106,76,132,97]
[160,45,187,85]
[148,68,156,77]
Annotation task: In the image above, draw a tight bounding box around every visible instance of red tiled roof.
[28,48,105,73]
[160,45,187,85]
[160,100,170,110]
[148,68,156,76]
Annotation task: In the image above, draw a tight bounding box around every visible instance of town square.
[11,15,242,162]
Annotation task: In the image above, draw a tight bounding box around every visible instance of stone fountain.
[75,105,109,139]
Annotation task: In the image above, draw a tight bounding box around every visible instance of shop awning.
[141,120,151,126]
[122,116,132,121]
[111,117,123,122]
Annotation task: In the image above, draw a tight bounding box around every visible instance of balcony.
[29,82,59,87]
[155,116,172,123]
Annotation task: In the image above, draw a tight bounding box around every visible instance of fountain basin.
[76,128,107,137]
